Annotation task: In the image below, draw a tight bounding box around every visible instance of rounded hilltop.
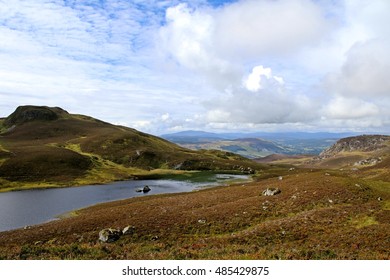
[4,105,69,127]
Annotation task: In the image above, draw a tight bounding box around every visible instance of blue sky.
[1,0,389,134]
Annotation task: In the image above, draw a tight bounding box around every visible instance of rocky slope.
[305,135,390,172]
[319,135,390,158]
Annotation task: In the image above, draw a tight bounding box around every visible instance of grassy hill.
[0,106,262,191]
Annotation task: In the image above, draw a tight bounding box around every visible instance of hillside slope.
[0,106,261,190]
[310,135,390,166]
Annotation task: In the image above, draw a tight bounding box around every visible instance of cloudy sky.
[1,0,389,134]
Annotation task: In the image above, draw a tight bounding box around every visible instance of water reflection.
[0,174,249,232]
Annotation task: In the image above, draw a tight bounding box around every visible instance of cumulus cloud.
[2,0,390,134]
[156,0,380,132]
[243,65,284,92]
[205,75,318,125]
[162,0,330,63]
[159,3,240,90]
[326,39,390,97]
[323,97,379,120]
[213,0,330,59]
[159,0,330,126]
[313,0,390,131]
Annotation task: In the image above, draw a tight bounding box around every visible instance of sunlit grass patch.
[383,201,390,211]
[350,215,379,229]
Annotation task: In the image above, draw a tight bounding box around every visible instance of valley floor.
[0,168,389,260]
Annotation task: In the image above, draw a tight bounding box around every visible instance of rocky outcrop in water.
[136,186,151,193]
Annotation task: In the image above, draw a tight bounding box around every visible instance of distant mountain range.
[161,130,359,158]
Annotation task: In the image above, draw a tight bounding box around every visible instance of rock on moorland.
[262,187,281,196]
[98,228,122,243]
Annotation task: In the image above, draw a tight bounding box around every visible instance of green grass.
[383,201,390,210]
[365,180,390,194]
[350,215,379,229]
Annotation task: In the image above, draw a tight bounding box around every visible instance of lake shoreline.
[0,173,252,232]
[0,169,251,193]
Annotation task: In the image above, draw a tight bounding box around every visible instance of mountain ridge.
[161,130,355,158]
[0,106,261,190]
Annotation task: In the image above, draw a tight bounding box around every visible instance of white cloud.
[161,113,170,122]
[243,65,284,92]
[323,97,379,120]
[205,85,318,125]
[326,39,390,97]
[1,0,390,134]
[159,1,331,127]
[159,0,330,86]
[213,0,330,59]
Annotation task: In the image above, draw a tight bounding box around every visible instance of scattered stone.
[198,219,206,224]
[122,225,136,235]
[291,195,297,200]
[151,235,159,241]
[262,187,281,196]
[278,176,283,181]
[99,228,122,243]
[328,199,334,204]
[354,157,382,166]
[325,173,331,176]
[289,168,295,171]
[378,197,383,201]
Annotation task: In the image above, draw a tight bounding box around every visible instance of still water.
[0,174,249,232]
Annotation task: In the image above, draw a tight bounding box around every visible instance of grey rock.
[99,228,122,243]
[122,225,136,235]
[262,187,281,196]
